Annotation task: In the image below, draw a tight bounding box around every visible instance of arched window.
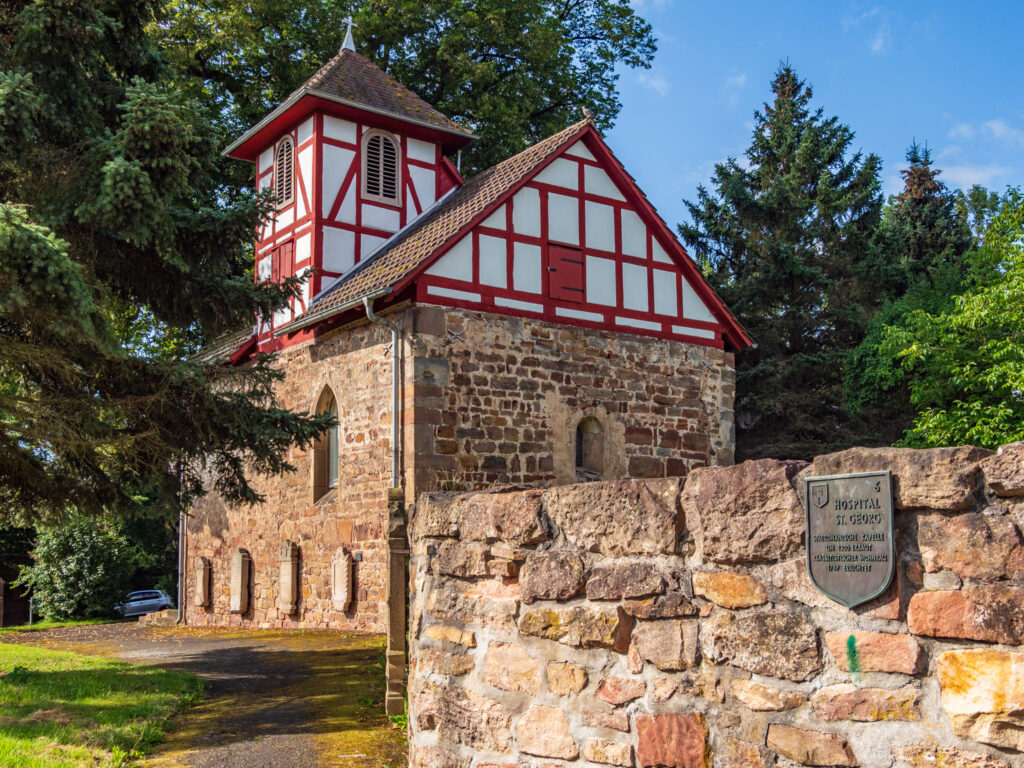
[361,130,400,205]
[312,389,339,501]
[275,136,294,207]
[575,417,604,480]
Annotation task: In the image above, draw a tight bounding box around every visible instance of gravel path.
[0,622,402,768]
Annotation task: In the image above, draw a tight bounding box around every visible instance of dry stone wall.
[408,442,1024,768]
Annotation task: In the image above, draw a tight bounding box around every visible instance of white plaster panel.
[323,116,357,143]
[337,184,356,224]
[535,158,579,190]
[585,255,616,306]
[585,200,615,252]
[258,173,272,193]
[585,165,625,201]
[426,236,472,280]
[617,316,661,331]
[407,138,435,163]
[258,147,274,176]
[653,269,677,316]
[652,238,673,263]
[496,297,544,313]
[621,209,646,259]
[512,187,541,237]
[548,193,580,245]
[322,227,355,274]
[427,285,480,302]
[297,118,314,145]
[482,204,506,230]
[257,255,271,282]
[296,146,313,218]
[275,207,294,230]
[564,140,595,161]
[409,165,436,210]
[296,265,311,307]
[682,279,717,323]
[622,262,649,312]
[360,234,388,260]
[321,145,355,218]
[274,305,292,326]
[556,306,603,322]
[479,234,507,288]
[512,242,542,294]
[296,232,311,266]
[362,204,400,232]
[673,325,717,339]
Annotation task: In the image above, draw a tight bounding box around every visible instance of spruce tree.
[679,66,883,460]
[0,1,331,522]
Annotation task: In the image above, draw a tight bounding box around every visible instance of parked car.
[116,590,175,618]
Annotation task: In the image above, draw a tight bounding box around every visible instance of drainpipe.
[362,297,401,488]
[176,504,186,624]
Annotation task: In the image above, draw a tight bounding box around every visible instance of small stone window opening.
[575,417,604,481]
[362,130,400,205]
[274,136,294,208]
[313,389,339,500]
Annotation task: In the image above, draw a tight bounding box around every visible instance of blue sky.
[607,1,1024,228]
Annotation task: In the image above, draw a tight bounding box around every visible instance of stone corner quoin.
[407,442,1024,768]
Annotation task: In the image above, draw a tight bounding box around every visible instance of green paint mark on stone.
[846,634,862,685]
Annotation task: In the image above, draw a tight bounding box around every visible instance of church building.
[185,28,751,633]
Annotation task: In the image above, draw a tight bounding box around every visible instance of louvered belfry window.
[275,136,294,207]
[362,131,400,205]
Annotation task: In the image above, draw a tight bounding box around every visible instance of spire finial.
[341,16,357,51]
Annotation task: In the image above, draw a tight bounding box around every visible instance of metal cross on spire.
[341,16,357,51]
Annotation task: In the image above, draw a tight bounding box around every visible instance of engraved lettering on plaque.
[804,471,894,608]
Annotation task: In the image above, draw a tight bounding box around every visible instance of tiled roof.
[193,325,255,365]
[298,49,471,136]
[305,119,592,318]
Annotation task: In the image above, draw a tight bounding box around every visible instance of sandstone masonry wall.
[408,442,1024,768]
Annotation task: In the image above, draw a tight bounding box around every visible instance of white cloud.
[629,0,671,11]
[983,119,1024,147]
[871,22,891,53]
[842,6,892,54]
[941,164,1011,189]
[721,73,747,108]
[948,123,976,140]
[636,70,670,97]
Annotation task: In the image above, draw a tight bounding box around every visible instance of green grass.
[0,643,203,767]
[0,619,123,635]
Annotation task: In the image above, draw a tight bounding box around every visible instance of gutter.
[362,297,401,488]
[272,287,390,337]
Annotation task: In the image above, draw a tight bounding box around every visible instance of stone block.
[981,441,1024,497]
[892,745,1012,768]
[432,540,491,577]
[682,459,806,564]
[691,570,767,609]
[482,642,541,694]
[631,619,699,671]
[584,738,633,767]
[718,738,770,768]
[583,708,629,732]
[651,678,678,702]
[331,548,352,612]
[413,488,547,544]
[425,577,518,634]
[517,704,578,759]
[587,562,667,600]
[547,661,587,695]
[595,676,647,705]
[415,647,474,676]
[543,479,682,557]
[766,724,857,766]
[635,713,706,768]
[937,648,1024,751]
[908,587,1024,644]
[811,684,919,721]
[412,681,511,751]
[769,556,900,619]
[809,444,991,511]
[423,625,476,647]
[622,594,698,619]
[700,611,821,681]
[410,745,471,768]
[730,679,806,711]
[277,540,299,615]
[193,557,210,607]
[824,631,922,674]
[918,512,1024,582]
[229,548,250,614]
[519,605,633,651]
[520,550,586,603]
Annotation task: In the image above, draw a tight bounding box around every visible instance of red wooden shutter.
[548,245,585,303]
[271,241,294,284]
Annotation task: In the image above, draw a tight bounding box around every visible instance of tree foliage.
[884,189,1024,449]
[0,1,332,522]
[679,66,883,460]
[15,517,150,620]
[156,0,656,175]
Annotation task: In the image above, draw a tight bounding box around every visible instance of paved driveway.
[0,623,406,768]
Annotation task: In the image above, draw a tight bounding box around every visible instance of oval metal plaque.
[804,470,894,608]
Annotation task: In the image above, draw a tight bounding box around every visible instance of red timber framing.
[249,104,464,353]
[408,126,750,351]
